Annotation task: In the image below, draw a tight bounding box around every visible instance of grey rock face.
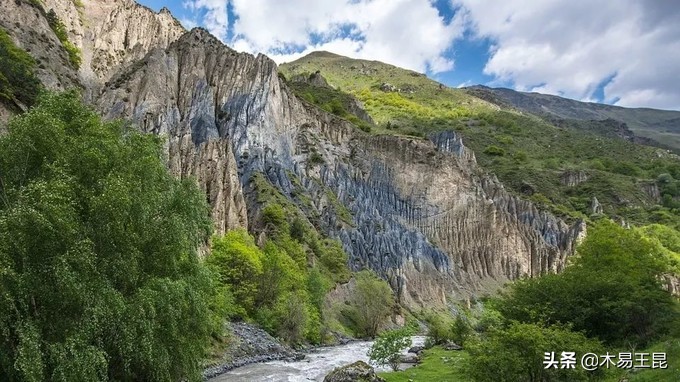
[95,27,586,308]
[560,170,589,187]
[42,0,185,97]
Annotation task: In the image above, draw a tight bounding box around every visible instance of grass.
[379,347,471,382]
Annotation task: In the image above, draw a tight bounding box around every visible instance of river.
[209,336,426,382]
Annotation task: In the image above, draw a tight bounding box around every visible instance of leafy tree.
[367,327,412,371]
[0,92,218,381]
[208,229,264,315]
[495,220,677,347]
[466,322,605,382]
[451,314,473,346]
[425,312,454,345]
[344,270,394,338]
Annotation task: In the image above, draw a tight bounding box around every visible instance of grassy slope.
[280,53,680,227]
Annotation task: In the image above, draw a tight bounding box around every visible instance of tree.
[367,327,412,371]
[495,220,677,347]
[451,314,472,347]
[466,322,604,382]
[0,92,218,381]
[345,270,394,338]
[208,229,264,315]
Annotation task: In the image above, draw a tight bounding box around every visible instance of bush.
[0,28,41,108]
[208,229,264,315]
[495,220,677,347]
[483,145,505,156]
[466,322,605,382]
[344,270,394,338]
[368,327,413,371]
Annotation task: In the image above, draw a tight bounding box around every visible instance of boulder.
[408,346,424,354]
[443,341,463,351]
[400,353,420,364]
[323,361,386,382]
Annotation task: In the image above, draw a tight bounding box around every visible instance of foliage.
[494,220,677,347]
[368,327,413,371]
[0,92,218,381]
[208,229,264,316]
[45,9,81,69]
[343,270,395,338]
[0,28,41,108]
[466,322,605,382]
[451,315,473,347]
[425,312,455,345]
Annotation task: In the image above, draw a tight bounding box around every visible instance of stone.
[323,361,386,382]
[400,353,420,363]
[443,341,463,351]
[408,346,424,354]
[590,197,603,215]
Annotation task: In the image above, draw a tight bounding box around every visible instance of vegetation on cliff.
[0,28,41,109]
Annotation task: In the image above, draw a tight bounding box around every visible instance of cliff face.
[38,0,185,97]
[95,28,585,307]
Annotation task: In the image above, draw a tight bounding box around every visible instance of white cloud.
[452,0,680,110]
[183,0,229,41]
[187,0,464,74]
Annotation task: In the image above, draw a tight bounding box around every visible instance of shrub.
[368,327,413,371]
[344,270,394,338]
[483,145,505,156]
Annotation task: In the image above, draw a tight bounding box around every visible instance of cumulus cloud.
[452,0,680,110]
[182,0,229,40]
[186,0,464,74]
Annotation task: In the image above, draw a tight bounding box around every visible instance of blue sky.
[137,1,680,110]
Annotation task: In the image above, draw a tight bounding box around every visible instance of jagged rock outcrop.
[95,28,585,307]
[591,197,604,215]
[560,170,589,187]
[640,181,661,202]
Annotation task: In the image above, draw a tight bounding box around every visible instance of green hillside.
[280,53,680,228]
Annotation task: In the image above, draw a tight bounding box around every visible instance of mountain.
[466,85,680,151]
[280,54,680,230]
[0,0,591,309]
[3,0,679,310]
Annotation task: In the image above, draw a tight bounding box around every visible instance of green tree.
[0,92,218,381]
[367,327,412,371]
[345,270,394,338]
[466,322,605,382]
[208,229,264,315]
[451,314,472,347]
[495,220,677,347]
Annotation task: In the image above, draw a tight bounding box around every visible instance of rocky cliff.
[94,27,585,306]
[4,1,585,307]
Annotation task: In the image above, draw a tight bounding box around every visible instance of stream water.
[210,336,426,382]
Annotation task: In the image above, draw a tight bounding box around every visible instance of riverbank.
[202,322,304,379]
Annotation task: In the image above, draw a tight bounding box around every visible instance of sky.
[138,0,680,111]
